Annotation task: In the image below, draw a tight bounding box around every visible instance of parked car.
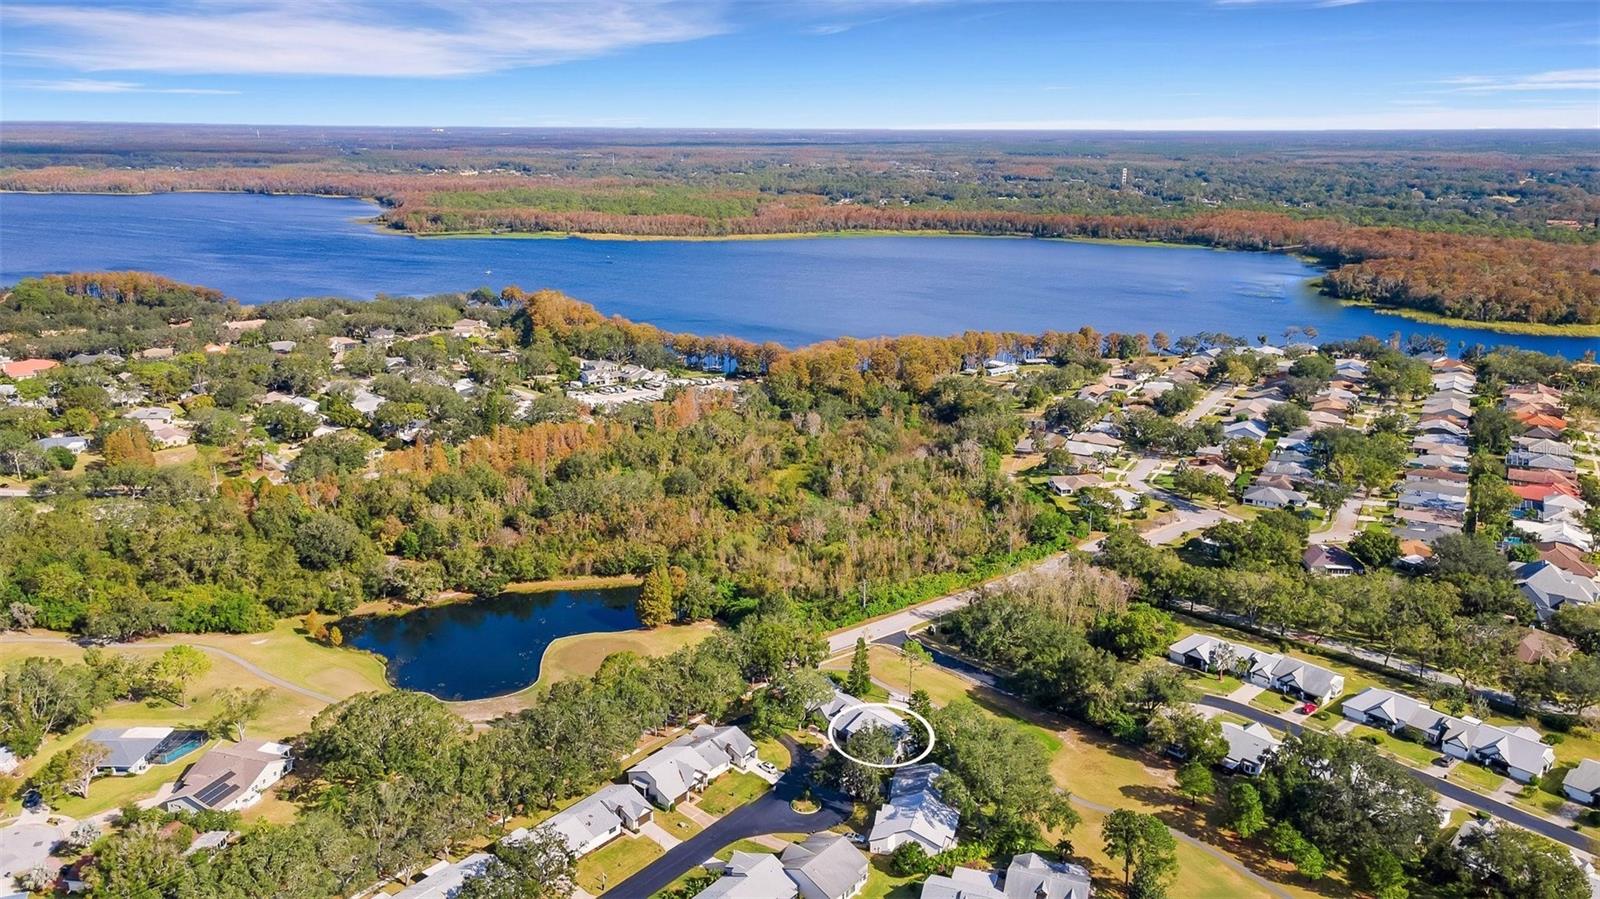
[1298,701,1318,714]
[757,761,780,775]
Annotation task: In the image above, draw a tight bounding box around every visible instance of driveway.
[606,736,850,898]
[1196,695,1593,856]
[0,815,63,889]
[1313,497,1364,544]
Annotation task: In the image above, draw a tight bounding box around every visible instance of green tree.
[147,645,211,708]
[205,687,272,742]
[458,829,577,899]
[1175,762,1214,806]
[901,640,931,694]
[847,637,872,697]
[636,565,675,629]
[1227,781,1266,838]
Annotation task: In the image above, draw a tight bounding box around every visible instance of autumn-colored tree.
[101,427,154,466]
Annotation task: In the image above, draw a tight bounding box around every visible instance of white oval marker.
[825,701,936,770]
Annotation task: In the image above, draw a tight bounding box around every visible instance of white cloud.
[916,103,1600,130]
[16,78,239,95]
[1438,68,1600,93]
[2,0,727,77]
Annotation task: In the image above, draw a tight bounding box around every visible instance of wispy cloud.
[920,102,1600,130]
[1438,68,1600,93]
[2,0,728,77]
[16,78,239,95]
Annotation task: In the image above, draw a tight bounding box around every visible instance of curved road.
[607,735,850,898]
[1198,695,1593,855]
[2,634,339,705]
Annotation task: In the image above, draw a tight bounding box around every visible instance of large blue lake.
[344,585,641,701]
[0,192,1590,355]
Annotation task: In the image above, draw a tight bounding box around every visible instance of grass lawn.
[654,806,705,841]
[575,835,663,894]
[1351,726,1442,767]
[823,645,972,709]
[1183,671,1243,696]
[756,737,791,771]
[860,858,920,899]
[537,621,717,686]
[1249,691,1298,714]
[1446,761,1508,794]
[695,771,771,817]
[0,626,384,818]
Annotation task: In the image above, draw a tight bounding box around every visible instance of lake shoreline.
[1332,299,1600,338]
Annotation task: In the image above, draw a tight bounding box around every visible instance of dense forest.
[0,276,1088,639]
[3,125,1597,326]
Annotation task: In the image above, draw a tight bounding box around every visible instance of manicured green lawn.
[575,835,664,894]
[1353,725,1442,767]
[1183,671,1243,696]
[1446,761,1508,794]
[756,737,791,771]
[860,859,921,899]
[695,771,771,816]
[655,806,705,840]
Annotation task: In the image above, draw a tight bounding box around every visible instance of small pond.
[344,585,640,701]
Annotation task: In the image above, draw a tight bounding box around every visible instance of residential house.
[983,359,1018,377]
[919,867,1007,899]
[1166,635,1343,704]
[1341,688,1435,733]
[1063,431,1123,459]
[519,783,653,858]
[1243,485,1307,509]
[66,352,124,367]
[1223,419,1269,442]
[1508,468,1579,490]
[1046,474,1101,496]
[1513,519,1593,552]
[34,435,89,455]
[698,852,800,899]
[1515,630,1577,665]
[125,406,175,423]
[450,318,491,339]
[1439,722,1555,784]
[869,763,960,855]
[1540,543,1599,580]
[1303,544,1362,577]
[626,724,757,808]
[1220,722,1280,775]
[1563,760,1600,806]
[816,689,910,745]
[145,423,191,448]
[87,726,198,776]
[1260,656,1345,705]
[998,853,1093,899]
[393,853,493,899]
[223,319,267,336]
[266,340,298,354]
[781,834,870,899]
[2,358,58,379]
[1507,452,1576,473]
[1513,560,1598,620]
[163,740,293,813]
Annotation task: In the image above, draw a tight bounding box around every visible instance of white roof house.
[1513,560,1599,620]
[162,740,292,813]
[697,852,799,899]
[1438,721,1556,784]
[1340,688,1433,732]
[816,689,910,744]
[521,783,654,858]
[394,853,493,899]
[1001,853,1092,899]
[627,724,757,808]
[1167,635,1343,703]
[87,726,177,775]
[869,764,960,855]
[1220,722,1280,776]
[920,867,1006,899]
[1564,759,1600,805]
[781,834,869,899]
[1243,485,1307,509]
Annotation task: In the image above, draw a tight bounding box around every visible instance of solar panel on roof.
[192,774,242,808]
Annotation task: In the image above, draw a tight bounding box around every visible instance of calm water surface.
[0,192,1590,355]
[344,586,640,700]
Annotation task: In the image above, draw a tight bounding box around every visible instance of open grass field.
[0,624,387,819]
[840,642,1348,899]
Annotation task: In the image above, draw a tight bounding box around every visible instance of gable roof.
[87,726,174,770]
[1002,853,1092,899]
[166,740,289,811]
[532,784,653,854]
[1221,721,1280,767]
[697,852,798,899]
[920,867,1007,899]
[782,834,868,899]
[1564,759,1600,797]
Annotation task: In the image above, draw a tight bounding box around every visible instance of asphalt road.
[1197,695,1593,854]
[606,735,850,898]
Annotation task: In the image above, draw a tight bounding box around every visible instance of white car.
[757,761,780,775]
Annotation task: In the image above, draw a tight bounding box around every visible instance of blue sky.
[2,0,1597,129]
